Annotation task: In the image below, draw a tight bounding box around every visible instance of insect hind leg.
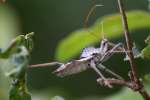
[97,63,123,80]
[90,60,112,88]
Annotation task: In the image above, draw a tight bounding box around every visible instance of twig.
[117,0,137,83]
[117,0,150,99]
[97,78,133,89]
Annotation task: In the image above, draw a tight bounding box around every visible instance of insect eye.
[103,39,108,43]
[101,39,108,46]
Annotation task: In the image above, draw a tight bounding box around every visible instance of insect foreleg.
[100,43,123,63]
[90,60,106,79]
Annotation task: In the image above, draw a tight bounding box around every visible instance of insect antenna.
[30,62,63,68]
[84,2,104,40]
[84,4,103,28]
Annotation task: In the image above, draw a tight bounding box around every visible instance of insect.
[30,35,126,85]
[53,37,125,79]
[53,3,126,79]
[30,4,127,84]
[29,2,141,88]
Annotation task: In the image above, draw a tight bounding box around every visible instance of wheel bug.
[53,35,125,78]
[30,3,140,88]
[30,35,126,85]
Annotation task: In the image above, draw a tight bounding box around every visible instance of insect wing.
[53,57,92,77]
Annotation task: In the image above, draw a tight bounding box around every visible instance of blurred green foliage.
[9,46,31,100]
[141,35,150,59]
[56,11,150,61]
[144,74,150,83]
[0,4,20,100]
[79,84,150,100]
[0,32,34,59]
[0,33,34,100]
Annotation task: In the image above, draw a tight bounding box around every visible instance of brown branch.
[97,78,150,100]
[117,0,137,83]
[97,78,133,89]
[117,0,150,99]
[139,88,150,100]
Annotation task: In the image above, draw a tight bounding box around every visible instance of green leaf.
[0,35,33,100]
[6,46,29,78]
[8,46,31,100]
[0,32,34,59]
[24,32,34,53]
[55,11,150,62]
[9,79,31,100]
[144,74,150,82]
[145,35,150,44]
[0,35,25,58]
[141,35,150,59]
[141,45,150,59]
[0,33,33,100]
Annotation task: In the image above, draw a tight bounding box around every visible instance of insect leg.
[108,42,131,54]
[100,43,123,63]
[90,60,106,79]
[90,60,113,88]
[97,63,123,80]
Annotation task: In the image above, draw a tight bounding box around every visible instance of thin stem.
[117,0,150,99]
[117,0,137,83]
[139,89,150,100]
[97,78,133,89]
